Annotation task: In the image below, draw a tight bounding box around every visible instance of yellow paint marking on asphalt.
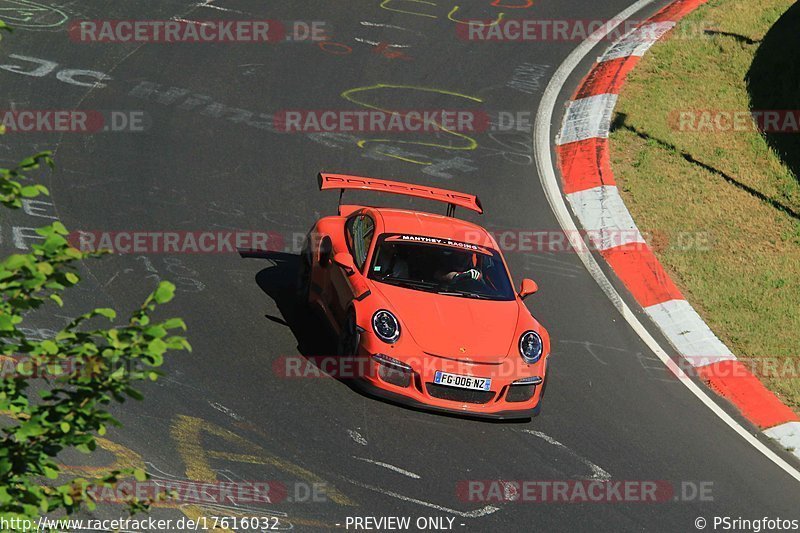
[380,0,438,18]
[447,6,505,25]
[341,83,481,165]
[172,415,356,506]
[60,437,146,476]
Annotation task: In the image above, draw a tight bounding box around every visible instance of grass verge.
[609,0,800,411]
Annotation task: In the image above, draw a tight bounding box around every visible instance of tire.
[337,309,360,357]
[296,241,311,305]
[533,362,549,417]
[539,361,549,399]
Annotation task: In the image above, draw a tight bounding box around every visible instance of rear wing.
[318,173,483,216]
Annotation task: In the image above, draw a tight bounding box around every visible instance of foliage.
[0,23,190,522]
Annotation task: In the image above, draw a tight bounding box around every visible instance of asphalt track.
[1,1,799,531]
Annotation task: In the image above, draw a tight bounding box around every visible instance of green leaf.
[133,468,147,482]
[4,254,29,269]
[0,314,14,331]
[37,262,54,275]
[40,340,58,354]
[144,325,166,338]
[153,281,176,304]
[162,318,187,331]
[19,185,41,198]
[43,466,59,480]
[94,308,117,321]
[126,388,144,401]
[60,422,70,433]
[51,221,68,235]
[148,338,167,357]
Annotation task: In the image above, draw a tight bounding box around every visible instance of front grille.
[426,383,496,404]
[506,384,537,403]
[378,365,412,388]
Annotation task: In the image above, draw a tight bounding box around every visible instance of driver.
[436,250,483,282]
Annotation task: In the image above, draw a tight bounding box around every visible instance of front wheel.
[337,309,360,357]
[533,361,549,417]
[296,242,311,306]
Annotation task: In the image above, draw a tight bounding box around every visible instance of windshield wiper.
[436,290,491,299]
[379,278,438,291]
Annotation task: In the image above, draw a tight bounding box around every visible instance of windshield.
[368,234,515,301]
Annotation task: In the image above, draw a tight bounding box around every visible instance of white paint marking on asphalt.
[522,430,611,480]
[171,16,212,26]
[145,461,182,479]
[360,21,411,31]
[532,0,800,484]
[354,37,412,48]
[352,456,421,479]
[343,477,500,518]
[347,429,368,446]
[196,0,243,13]
[507,62,551,94]
[208,401,244,421]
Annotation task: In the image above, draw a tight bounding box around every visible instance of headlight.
[372,310,400,343]
[519,331,543,364]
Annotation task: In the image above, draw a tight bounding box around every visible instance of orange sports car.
[297,173,551,419]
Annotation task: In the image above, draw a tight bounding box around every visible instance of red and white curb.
[555,0,800,459]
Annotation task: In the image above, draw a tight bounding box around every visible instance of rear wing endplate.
[318,173,483,216]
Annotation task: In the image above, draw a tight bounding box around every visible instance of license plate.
[434,371,491,391]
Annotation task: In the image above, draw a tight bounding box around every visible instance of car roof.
[371,207,498,248]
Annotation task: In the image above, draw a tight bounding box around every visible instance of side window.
[346,214,375,270]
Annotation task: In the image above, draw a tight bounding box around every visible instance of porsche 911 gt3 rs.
[297,173,550,419]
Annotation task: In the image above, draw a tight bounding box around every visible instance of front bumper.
[352,339,546,419]
[351,377,541,420]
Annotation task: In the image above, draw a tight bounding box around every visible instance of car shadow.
[746,1,800,186]
[240,249,335,357]
[242,249,531,424]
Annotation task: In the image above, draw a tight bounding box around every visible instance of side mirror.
[333,253,357,276]
[519,278,538,300]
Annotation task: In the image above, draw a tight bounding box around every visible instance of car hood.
[372,282,520,363]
